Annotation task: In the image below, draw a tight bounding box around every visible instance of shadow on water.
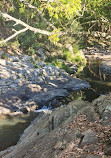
[77,59,111,101]
[0,112,37,151]
[60,59,111,103]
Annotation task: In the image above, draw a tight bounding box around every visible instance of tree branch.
[0,9,67,44]
[0,12,52,36]
[0,28,28,43]
[0,12,54,43]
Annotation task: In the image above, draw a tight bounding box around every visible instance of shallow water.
[0,112,37,151]
[61,59,111,103]
[76,59,111,101]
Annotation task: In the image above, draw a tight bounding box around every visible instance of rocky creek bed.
[0,50,111,158]
[0,53,90,152]
[0,55,90,115]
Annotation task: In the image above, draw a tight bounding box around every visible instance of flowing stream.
[0,58,111,151]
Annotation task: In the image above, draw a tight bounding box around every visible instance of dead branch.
[0,12,52,35]
[0,12,53,43]
[0,9,67,43]
[0,28,28,43]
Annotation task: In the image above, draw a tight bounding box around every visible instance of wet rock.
[0,54,90,96]
[9,84,18,89]
[69,65,78,74]
[24,101,38,111]
[35,61,46,67]
[20,55,33,62]
[10,105,19,112]
[0,54,90,114]
[20,107,28,113]
[37,48,46,61]
[31,88,69,106]
[8,111,23,116]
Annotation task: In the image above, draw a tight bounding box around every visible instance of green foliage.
[46,59,71,73]
[80,0,111,32]
[49,29,60,44]
[63,49,75,62]
[0,52,8,60]
[63,48,85,64]
[48,0,81,19]
[73,43,80,53]
[83,0,111,21]
[12,40,20,47]
[18,30,44,55]
[74,55,85,64]
[0,0,110,66]
[63,90,86,104]
[46,43,86,73]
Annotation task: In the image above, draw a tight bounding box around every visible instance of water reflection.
[78,59,111,81]
[51,59,111,106]
[77,59,111,101]
[0,112,37,151]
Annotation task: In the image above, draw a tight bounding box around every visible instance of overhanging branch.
[0,28,28,43]
[0,12,52,36]
[0,11,67,44]
[0,12,53,43]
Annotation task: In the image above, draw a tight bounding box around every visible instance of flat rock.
[63,79,90,91]
[80,129,98,147]
[0,76,90,114]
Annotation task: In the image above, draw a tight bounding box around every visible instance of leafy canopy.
[0,0,110,45]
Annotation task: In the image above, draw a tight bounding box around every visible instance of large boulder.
[0,58,90,114]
